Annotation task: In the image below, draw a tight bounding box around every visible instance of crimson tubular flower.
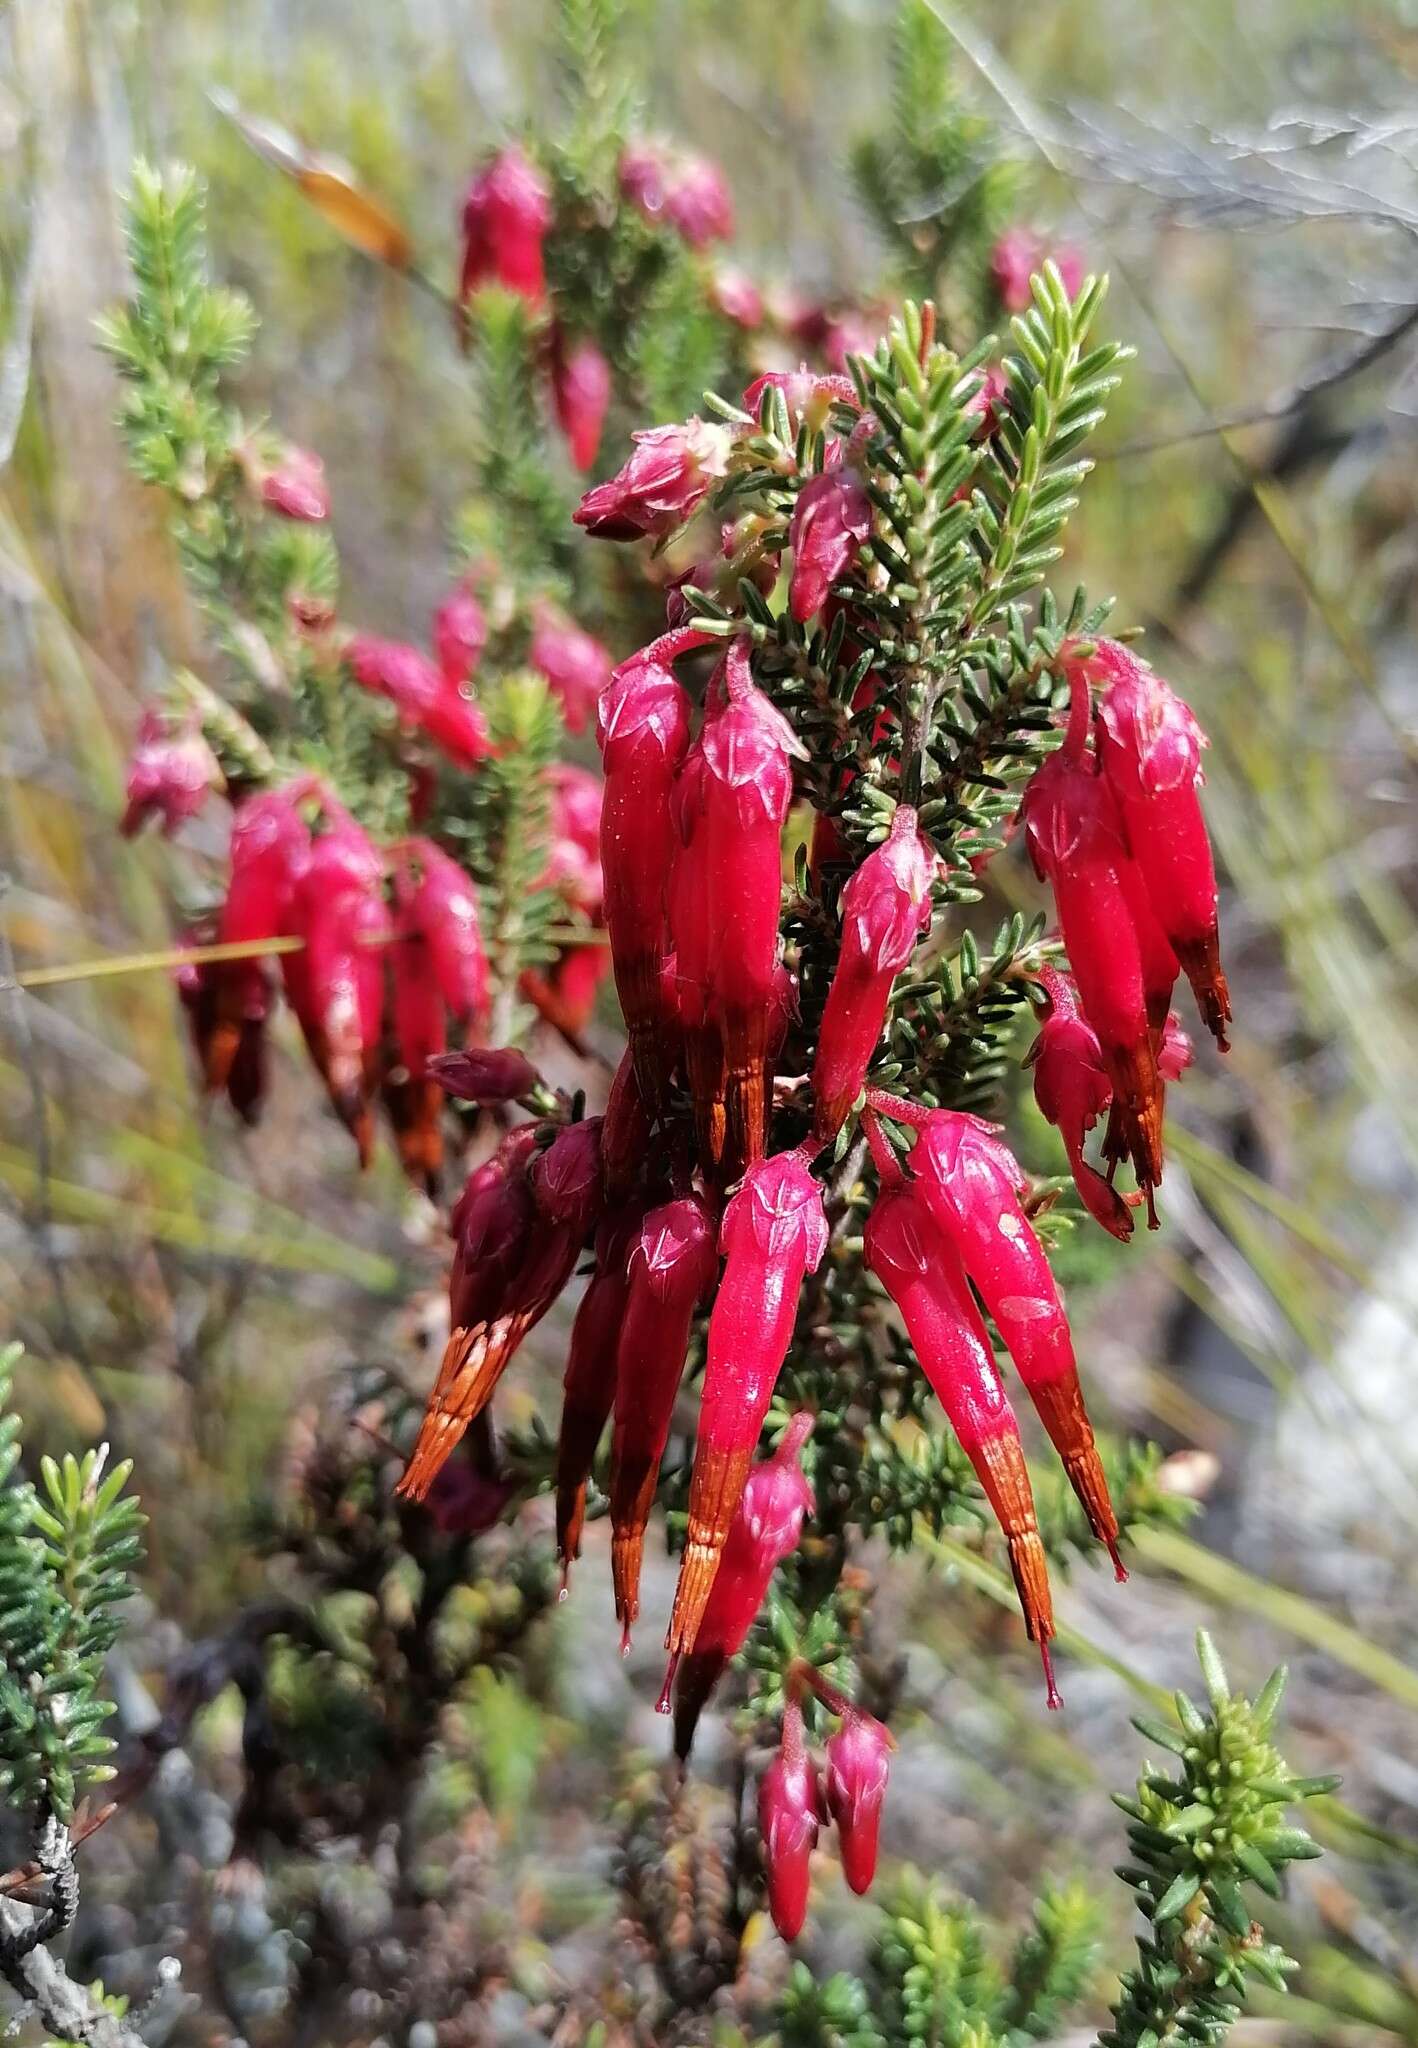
[666,1149,827,1665]
[1025,966,1135,1241]
[550,332,612,473]
[672,640,804,1174]
[597,627,713,1113]
[811,805,934,1141]
[789,466,873,623]
[532,604,613,734]
[398,1117,605,1500]
[862,1116,1059,1702]
[1084,638,1232,1049]
[825,1707,892,1895]
[608,1190,719,1641]
[458,146,551,307]
[908,1106,1124,1573]
[554,1207,640,1577]
[758,1697,821,1942]
[433,585,488,688]
[574,418,731,540]
[670,1414,814,1758]
[1020,674,1166,1214]
[258,444,330,522]
[428,1045,539,1104]
[120,707,221,838]
[210,780,315,1093]
[347,633,492,769]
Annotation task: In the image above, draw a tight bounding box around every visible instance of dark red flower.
[459,146,551,306]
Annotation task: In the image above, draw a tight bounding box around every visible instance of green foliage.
[1103,1634,1337,2048]
[455,286,575,593]
[850,0,1019,325]
[0,1345,145,1823]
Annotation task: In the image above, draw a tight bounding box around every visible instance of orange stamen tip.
[1040,1638,1062,1711]
[656,1656,679,1715]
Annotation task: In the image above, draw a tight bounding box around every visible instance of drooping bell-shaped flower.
[908,1106,1124,1574]
[862,1123,1058,1700]
[673,640,804,1172]
[597,627,712,1110]
[758,1698,821,1942]
[387,882,448,1194]
[459,146,551,307]
[670,1414,814,1758]
[259,443,330,522]
[1084,639,1231,1049]
[609,1190,719,1640]
[532,606,613,735]
[824,1709,892,1895]
[521,942,611,1042]
[120,707,222,838]
[282,812,390,1165]
[446,1126,541,1336]
[554,1206,639,1577]
[211,781,315,1091]
[347,633,493,770]
[574,418,731,541]
[1025,966,1134,1242]
[1020,675,1165,1209]
[433,585,488,689]
[789,466,873,623]
[395,838,490,1028]
[177,937,268,1126]
[551,332,612,473]
[710,266,764,330]
[543,764,604,913]
[398,1117,605,1500]
[666,1150,827,1662]
[600,1046,652,1201]
[811,806,934,1142]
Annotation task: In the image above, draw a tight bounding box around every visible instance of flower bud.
[428,1046,540,1104]
[1085,639,1231,1049]
[120,708,222,838]
[574,418,731,541]
[532,606,613,735]
[758,1701,821,1942]
[671,1415,814,1758]
[664,153,733,246]
[789,467,872,623]
[259,444,330,521]
[824,1709,891,1895]
[811,806,934,1141]
[551,332,612,473]
[394,838,489,1026]
[667,1151,826,1661]
[710,266,763,330]
[433,585,488,688]
[459,146,551,306]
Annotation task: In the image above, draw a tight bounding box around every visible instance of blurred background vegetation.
[2,0,1418,2041]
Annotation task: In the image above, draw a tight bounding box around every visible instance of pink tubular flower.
[551,332,612,473]
[212,785,315,1094]
[670,1415,815,1759]
[600,1046,651,1201]
[398,1117,605,1501]
[862,1121,1058,1701]
[672,641,805,1172]
[597,627,714,1111]
[990,231,1084,315]
[664,154,733,246]
[789,467,873,623]
[120,707,221,838]
[531,605,614,735]
[348,633,493,770]
[542,763,604,912]
[260,444,330,522]
[555,1207,639,1576]
[1026,967,1135,1242]
[1083,639,1231,1050]
[281,812,389,1167]
[433,585,488,688]
[459,146,551,307]
[1020,676,1165,1211]
[387,873,449,1193]
[394,838,490,1027]
[428,1045,539,1103]
[666,1149,827,1663]
[811,806,934,1141]
[574,418,731,541]
[177,936,268,1126]
[909,1107,1124,1575]
[618,140,670,218]
[609,1190,719,1639]
[824,1709,892,1895]
[742,366,860,434]
[758,1698,821,1942]
[710,266,764,330]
